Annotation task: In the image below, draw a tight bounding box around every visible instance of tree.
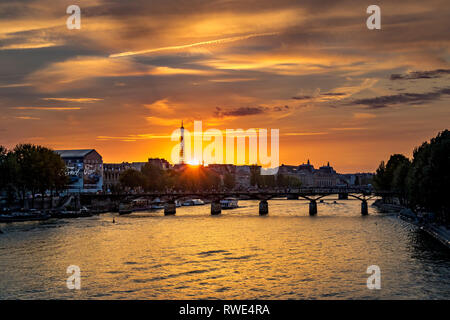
[408,130,450,224]
[0,146,17,206]
[223,173,235,190]
[0,144,69,208]
[141,163,166,191]
[373,161,388,190]
[119,169,146,191]
[392,160,410,205]
[373,154,410,192]
[39,147,68,208]
[374,130,450,225]
[0,146,8,191]
[198,167,220,191]
[250,165,260,186]
[276,173,287,187]
[13,144,41,207]
[286,175,302,188]
[9,144,68,208]
[276,174,302,188]
[0,146,6,159]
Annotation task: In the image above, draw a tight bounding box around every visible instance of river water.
[0,198,449,299]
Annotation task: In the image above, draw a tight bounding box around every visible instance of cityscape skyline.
[1,1,449,172]
[1,124,444,174]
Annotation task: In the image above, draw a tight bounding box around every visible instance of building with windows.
[103,162,147,191]
[234,165,257,188]
[55,149,103,193]
[313,162,340,187]
[103,163,129,191]
[278,160,344,187]
[148,158,171,170]
[103,158,171,191]
[340,173,374,186]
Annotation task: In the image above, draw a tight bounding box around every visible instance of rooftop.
[55,149,96,158]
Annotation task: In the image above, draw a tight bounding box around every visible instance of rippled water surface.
[1,199,449,299]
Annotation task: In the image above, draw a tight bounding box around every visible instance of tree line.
[118,163,224,192]
[373,130,449,224]
[249,165,302,189]
[0,144,68,207]
[117,164,302,193]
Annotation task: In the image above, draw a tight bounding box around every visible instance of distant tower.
[179,121,185,164]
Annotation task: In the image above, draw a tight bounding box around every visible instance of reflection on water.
[0,199,449,299]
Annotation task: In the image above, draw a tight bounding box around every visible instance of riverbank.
[0,207,105,223]
[372,199,450,249]
[420,224,450,248]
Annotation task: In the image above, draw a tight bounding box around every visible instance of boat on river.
[119,203,133,215]
[0,209,51,222]
[150,198,165,210]
[182,199,205,206]
[220,198,239,209]
[52,207,92,218]
[130,198,153,212]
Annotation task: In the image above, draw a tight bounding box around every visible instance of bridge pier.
[361,200,368,216]
[309,200,317,216]
[211,200,222,215]
[259,200,269,215]
[338,193,348,200]
[164,201,176,216]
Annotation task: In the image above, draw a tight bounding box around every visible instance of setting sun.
[0,0,449,305]
[187,159,201,166]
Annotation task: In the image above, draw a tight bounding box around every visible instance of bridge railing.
[79,186,380,197]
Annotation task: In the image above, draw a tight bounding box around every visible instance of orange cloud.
[12,107,82,111]
[41,98,103,103]
[26,57,218,92]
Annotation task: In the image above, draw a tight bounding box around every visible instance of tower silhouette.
[179,121,185,164]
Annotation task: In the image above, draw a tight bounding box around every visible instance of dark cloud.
[292,92,346,100]
[292,95,312,100]
[390,69,450,80]
[349,88,450,109]
[214,106,266,117]
[214,104,290,117]
[321,92,346,96]
[273,105,290,112]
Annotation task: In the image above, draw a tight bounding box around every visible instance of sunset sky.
[0,0,449,172]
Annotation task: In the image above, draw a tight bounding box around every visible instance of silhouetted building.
[278,160,344,187]
[298,159,315,173]
[55,149,103,193]
[235,165,257,188]
[148,158,171,170]
[313,162,339,187]
[179,121,185,164]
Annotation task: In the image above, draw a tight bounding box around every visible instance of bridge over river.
[81,187,391,216]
